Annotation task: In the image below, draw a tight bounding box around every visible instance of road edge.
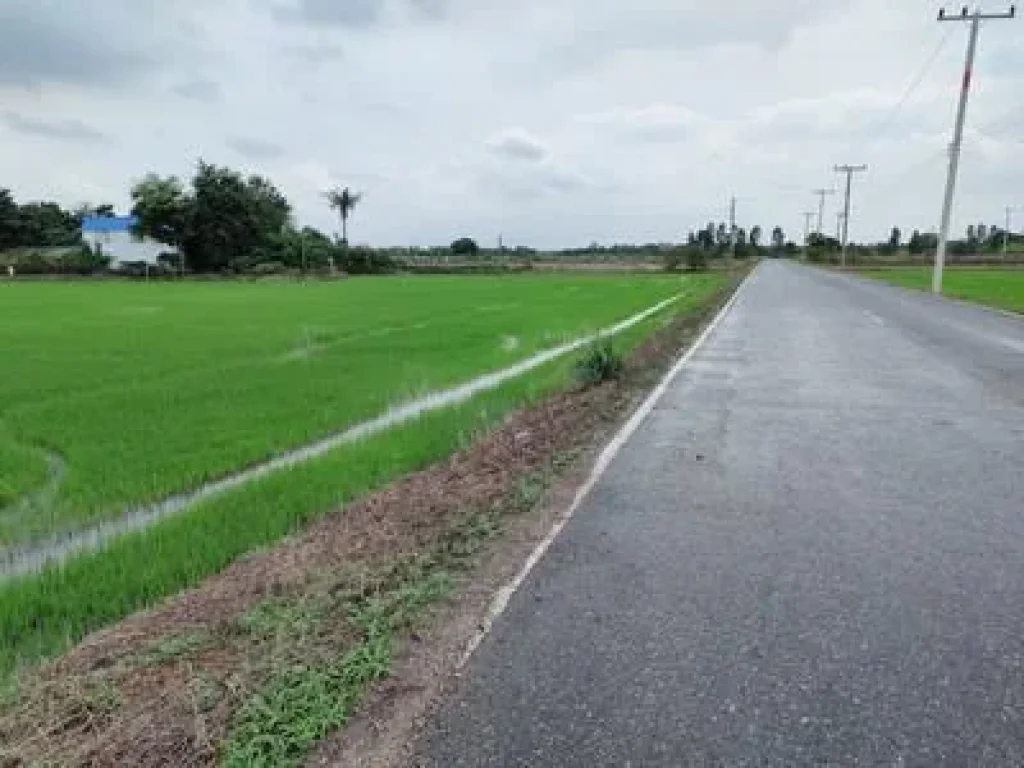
[456,262,758,669]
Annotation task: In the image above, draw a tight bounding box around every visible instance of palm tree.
[325,186,362,245]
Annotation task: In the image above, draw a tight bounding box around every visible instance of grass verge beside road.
[861,267,1024,314]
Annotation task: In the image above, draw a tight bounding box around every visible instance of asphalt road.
[415,261,1024,766]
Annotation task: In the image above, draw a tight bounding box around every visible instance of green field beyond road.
[0,275,709,547]
[861,267,1024,314]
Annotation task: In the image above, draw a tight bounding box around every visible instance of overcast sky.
[0,0,1021,248]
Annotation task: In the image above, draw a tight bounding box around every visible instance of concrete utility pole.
[729,196,737,260]
[835,164,868,268]
[1005,206,1017,254]
[934,5,1017,293]
[836,212,845,241]
[813,188,835,235]
[803,211,816,246]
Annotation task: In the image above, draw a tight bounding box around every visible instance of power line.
[867,29,954,145]
[933,5,1018,294]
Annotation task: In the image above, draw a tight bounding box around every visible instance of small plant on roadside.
[143,632,209,665]
[573,339,624,387]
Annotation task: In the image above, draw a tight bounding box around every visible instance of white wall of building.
[83,231,172,266]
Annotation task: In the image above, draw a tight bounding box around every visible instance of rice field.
[0,273,730,677]
[0,275,706,548]
[860,267,1024,314]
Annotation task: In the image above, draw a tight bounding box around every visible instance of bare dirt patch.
[0,274,741,768]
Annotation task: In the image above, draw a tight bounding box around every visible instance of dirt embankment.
[0,274,742,768]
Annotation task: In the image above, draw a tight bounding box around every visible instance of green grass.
[0,275,699,546]
[861,267,1024,314]
[0,273,728,682]
[0,429,49,509]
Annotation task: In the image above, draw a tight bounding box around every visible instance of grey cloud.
[488,130,548,162]
[172,78,222,103]
[274,0,382,26]
[529,0,852,77]
[273,0,448,26]
[0,2,155,88]
[284,42,345,63]
[576,105,698,143]
[227,136,288,161]
[3,112,108,143]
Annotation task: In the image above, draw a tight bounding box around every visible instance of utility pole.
[836,212,845,242]
[813,188,835,235]
[729,196,737,260]
[934,5,1017,293]
[835,164,868,268]
[803,211,816,250]
[1005,206,1016,254]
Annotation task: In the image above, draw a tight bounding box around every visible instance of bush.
[247,261,288,276]
[685,248,708,271]
[573,339,623,387]
[662,249,683,272]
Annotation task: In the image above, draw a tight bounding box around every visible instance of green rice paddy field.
[0,273,727,677]
[861,267,1024,314]
[0,275,708,546]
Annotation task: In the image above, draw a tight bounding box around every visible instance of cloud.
[226,137,287,161]
[272,0,450,27]
[0,0,1021,248]
[172,78,223,103]
[487,129,548,162]
[3,112,108,143]
[576,104,702,143]
[0,2,155,88]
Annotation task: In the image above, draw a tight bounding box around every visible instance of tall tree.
[749,225,762,248]
[715,222,728,248]
[889,226,901,250]
[977,223,987,243]
[771,226,785,250]
[185,162,290,271]
[0,189,19,250]
[131,174,190,269]
[132,162,291,273]
[966,224,977,245]
[325,186,362,245]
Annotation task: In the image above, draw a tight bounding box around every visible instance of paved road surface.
[416,262,1024,766]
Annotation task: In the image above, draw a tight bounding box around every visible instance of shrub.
[662,249,683,272]
[573,339,623,387]
[685,248,708,272]
[247,261,288,276]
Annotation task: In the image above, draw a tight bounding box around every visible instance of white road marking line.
[457,266,759,669]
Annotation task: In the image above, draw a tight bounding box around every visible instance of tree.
[977,223,987,244]
[771,226,785,250]
[325,186,362,245]
[0,189,20,250]
[966,224,977,246]
[888,226,901,250]
[131,174,190,268]
[132,162,292,274]
[185,162,291,272]
[451,237,479,257]
[715,222,728,249]
[749,225,762,249]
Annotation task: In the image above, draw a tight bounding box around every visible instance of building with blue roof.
[81,215,175,267]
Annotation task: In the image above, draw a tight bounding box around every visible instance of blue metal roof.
[81,215,138,234]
